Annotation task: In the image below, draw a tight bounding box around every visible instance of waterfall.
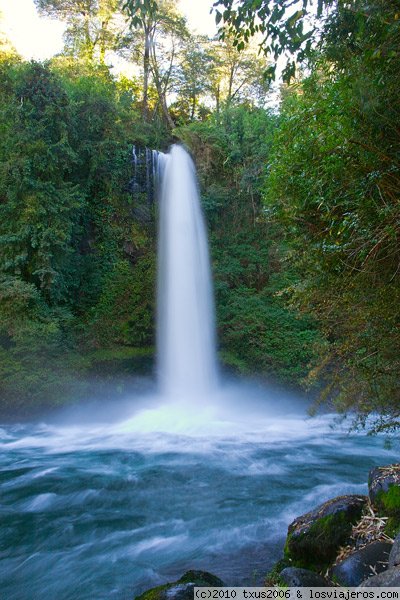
[157,144,218,397]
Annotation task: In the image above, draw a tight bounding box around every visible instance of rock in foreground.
[285,495,367,570]
[135,570,224,600]
[331,541,392,586]
[279,567,332,587]
[359,566,400,587]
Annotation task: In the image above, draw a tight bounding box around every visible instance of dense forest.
[0,0,398,431]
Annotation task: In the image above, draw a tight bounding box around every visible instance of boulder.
[389,531,400,567]
[135,571,224,600]
[331,541,392,586]
[369,464,400,514]
[279,567,332,587]
[284,494,367,570]
[265,558,292,586]
[359,566,400,587]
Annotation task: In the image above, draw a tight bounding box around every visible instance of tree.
[208,35,270,109]
[264,0,400,427]
[176,35,213,120]
[148,1,188,128]
[34,0,120,63]
[212,0,335,81]
[121,0,158,118]
[122,0,188,127]
[0,62,81,304]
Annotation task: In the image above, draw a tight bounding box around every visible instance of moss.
[284,512,356,572]
[134,571,224,600]
[178,571,223,586]
[385,517,400,538]
[265,558,292,586]
[135,583,170,600]
[375,486,400,516]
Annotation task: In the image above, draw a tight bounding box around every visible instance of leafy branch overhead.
[212,0,336,81]
[122,0,159,28]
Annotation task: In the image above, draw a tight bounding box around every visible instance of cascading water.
[157,145,218,398]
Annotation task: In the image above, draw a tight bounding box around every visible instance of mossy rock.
[135,570,224,600]
[265,558,293,586]
[369,464,400,518]
[284,495,367,572]
[177,571,223,586]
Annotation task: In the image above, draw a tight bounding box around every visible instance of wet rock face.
[331,541,392,586]
[285,495,368,571]
[279,567,332,587]
[135,570,224,600]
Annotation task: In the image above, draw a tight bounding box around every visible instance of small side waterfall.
[157,145,218,397]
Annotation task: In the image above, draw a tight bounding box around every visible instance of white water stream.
[157,145,218,398]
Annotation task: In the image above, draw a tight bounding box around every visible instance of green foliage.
[218,284,319,384]
[376,486,400,517]
[122,0,158,29]
[88,257,155,347]
[0,275,82,411]
[212,0,334,81]
[0,62,82,305]
[264,558,292,587]
[284,510,359,572]
[0,55,158,413]
[1,0,398,428]
[135,570,223,600]
[264,0,400,422]
[34,0,121,62]
[385,518,400,539]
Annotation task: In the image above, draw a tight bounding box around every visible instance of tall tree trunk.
[150,40,175,129]
[227,64,234,104]
[143,26,150,120]
[84,14,93,61]
[158,87,175,129]
[99,19,108,65]
[216,84,220,114]
[190,94,196,120]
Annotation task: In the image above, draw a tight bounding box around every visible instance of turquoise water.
[0,383,397,599]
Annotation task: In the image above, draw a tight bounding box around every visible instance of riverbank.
[137,463,400,598]
[1,396,398,599]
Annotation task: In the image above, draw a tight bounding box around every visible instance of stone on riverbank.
[331,541,392,586]
[279,567,332,587]
[135,571,224,600]
[369,465,400,536]
[389,531,400,567]
[284,495,367,571]
[359,566,400,587]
